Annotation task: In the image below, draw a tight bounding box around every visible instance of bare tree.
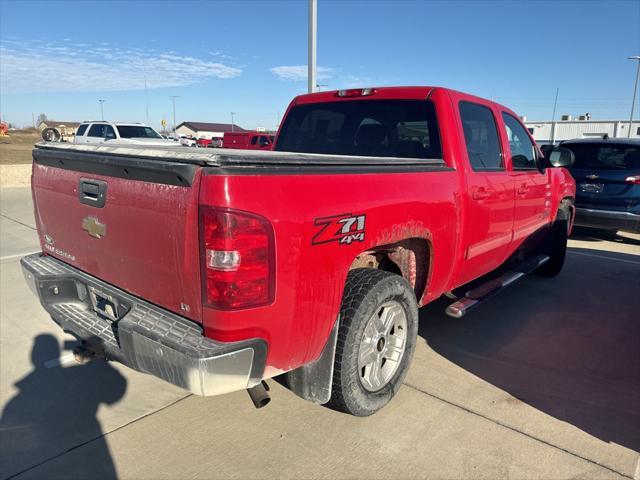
[36,113,48,126]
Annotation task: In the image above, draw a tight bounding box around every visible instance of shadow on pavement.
[0,334,126,479]
[418,249,640,452]
[571,226,640,246]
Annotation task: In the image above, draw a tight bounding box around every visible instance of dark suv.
[561,138,640,233]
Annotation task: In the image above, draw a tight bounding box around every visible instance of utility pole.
[143,61,150,125]
[308,0,317,94]
[32,112,35,128]
[230,112,236,132]
[170,96,179,135]
[627,56,640,138]
[98,99,106,120]
[550,88,559,145]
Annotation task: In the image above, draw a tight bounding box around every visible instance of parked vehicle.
[179,136,197,147]
[560,138,640,233]
[22,86,575,416]
[207,138,223,148]
[196,138,213,148]
[223,131,274,150]
[73,122,174,146]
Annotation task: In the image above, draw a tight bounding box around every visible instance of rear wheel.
[538,202,571,277]
[328,268,418,416]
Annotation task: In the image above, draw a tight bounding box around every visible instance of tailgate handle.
[79,178,107,208]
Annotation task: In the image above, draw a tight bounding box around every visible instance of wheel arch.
[347,237,432,306]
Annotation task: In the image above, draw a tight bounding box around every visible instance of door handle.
[517,184,529,195]
[472,189,490,200]
[79,178,107,208]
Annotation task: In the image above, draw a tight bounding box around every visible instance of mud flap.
[285,316,339,404]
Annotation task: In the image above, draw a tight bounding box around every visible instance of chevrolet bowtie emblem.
[586,174,599,180]
[82,216,106,238]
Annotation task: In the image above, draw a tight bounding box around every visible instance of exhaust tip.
[247,381,271,409]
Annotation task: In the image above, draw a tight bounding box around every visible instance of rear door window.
[87,124,106,137]
[76,124,88,136]
[275,100,442,159]
[459,102,503,170]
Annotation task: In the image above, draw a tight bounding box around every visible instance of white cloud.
[270,65,334,82]
[0,39,241,94]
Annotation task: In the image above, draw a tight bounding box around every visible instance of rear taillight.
[624,175,640,185]
[200,207,275,310]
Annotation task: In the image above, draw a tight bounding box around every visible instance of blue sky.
[1,0,639,130]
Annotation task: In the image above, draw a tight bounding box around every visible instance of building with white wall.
[525,119,640,144]
[175,122,246,140]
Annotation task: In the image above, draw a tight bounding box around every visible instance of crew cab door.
[454,101,515,287]
[85,124,116,145]
[501,113,551,243]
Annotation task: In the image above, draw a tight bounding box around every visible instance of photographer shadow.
[0,334,126,479]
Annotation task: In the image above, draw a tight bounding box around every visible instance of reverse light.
[624,175,640,185]
[336,88,376,98]
[200,207,275,310]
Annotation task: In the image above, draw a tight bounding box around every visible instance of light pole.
[230,112,235,132]
[98,99,106,120]
[308,0,317,94]
[550,88,559,145]
[170,96,179,135]
[627,56,640,138]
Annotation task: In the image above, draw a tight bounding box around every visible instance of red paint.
[31,86,575,379]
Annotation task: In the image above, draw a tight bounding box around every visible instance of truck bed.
[34,142,448,168]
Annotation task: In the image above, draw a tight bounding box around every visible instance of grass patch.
[0,132,40,165]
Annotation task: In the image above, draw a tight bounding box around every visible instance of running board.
[445,254,550,318]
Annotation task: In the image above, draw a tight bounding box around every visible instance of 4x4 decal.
[312,213,366,245]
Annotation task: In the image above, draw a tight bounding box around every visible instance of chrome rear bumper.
[21,253,267,396]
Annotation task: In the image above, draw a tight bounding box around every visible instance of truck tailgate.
[31,146,204,322]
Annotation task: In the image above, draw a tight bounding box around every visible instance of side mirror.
[548,147,574,167]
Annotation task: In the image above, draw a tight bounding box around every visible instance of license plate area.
[579,183,604,194]
[88,286,128,322]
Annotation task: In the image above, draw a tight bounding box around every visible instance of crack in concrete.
[5,394,192,480]
[0,213,36,231]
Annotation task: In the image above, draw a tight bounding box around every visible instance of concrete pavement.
[1,186,638,479]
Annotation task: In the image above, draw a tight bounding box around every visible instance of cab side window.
[250,135,258,145]
[459,102,503,171]
[502,113,537,170]
[76,124,88,136]
[105,125,116,139]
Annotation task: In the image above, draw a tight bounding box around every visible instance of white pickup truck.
[74,121,174,146]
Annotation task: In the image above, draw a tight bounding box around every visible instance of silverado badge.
[82,216,106,239]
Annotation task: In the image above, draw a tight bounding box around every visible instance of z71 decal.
[312,213,366,245]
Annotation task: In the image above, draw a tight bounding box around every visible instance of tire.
[328,268,418,416]
[537,202,571,277]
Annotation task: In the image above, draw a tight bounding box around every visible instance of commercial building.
[175,122,246,140]
[524,118,640,145]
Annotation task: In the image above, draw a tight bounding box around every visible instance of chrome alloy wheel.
[358,301,408,392]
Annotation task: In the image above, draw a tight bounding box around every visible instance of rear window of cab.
[275,100,442,160]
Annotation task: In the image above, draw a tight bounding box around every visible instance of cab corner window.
[459,102,503,171]
[502,113,537,170]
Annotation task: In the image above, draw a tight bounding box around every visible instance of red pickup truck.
[22,87,576,416]
[223,131,275,150]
